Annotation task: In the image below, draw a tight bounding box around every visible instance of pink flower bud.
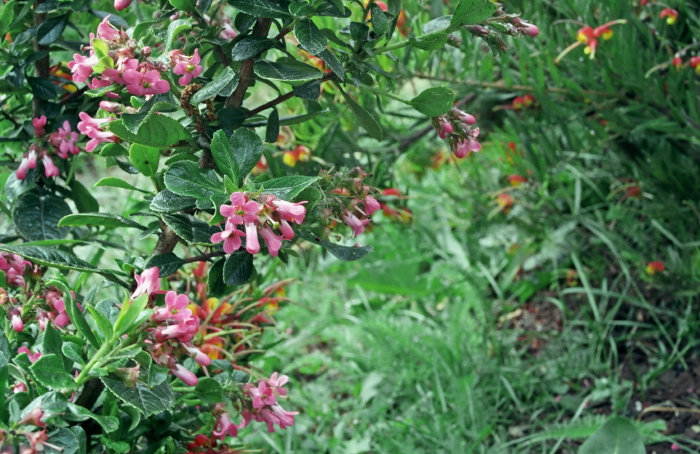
[363,196,381,216]
[171,364,198,386]
[114,0,133,11]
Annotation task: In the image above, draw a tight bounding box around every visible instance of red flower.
[660,8,678,25]
[646,261,665,275]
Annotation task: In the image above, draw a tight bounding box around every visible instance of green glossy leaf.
[223,252,254,285]
[150,190,197,213]
[165,20,192,51]
[231,37,275,62]
[144,253,184,277]
[164,161,224,199]
[422,16,452,34]
[101,374,174,417]
[69,180,100,213]
[339,89,383,140]
[0,244,98,274]
[129,144,160,177]
[578,417,645,454]
[228,0,291,19]
[86,306,113,341]
[297,230,373,261]
[43,323,71,372]
[121,94,179,134]
[94,177,150,194]
[292,80,321,100]
[230,128,263,184]
[370,5,389,36]
[27,77,58,99]
[45,279,101,350]
[295,18,327,56]
[412,33,449,50]
[211,129,238,182]
[218,107,247,129]
[259,175,320,200]
[161,214,217,245]
[108,116,191,148]
[99,143,129,157]
[0,1,15,36]
[66,403,119,433]
[58,213,146,230]
[62,342,84,365]
[12,189,71,241]
[207,258,226,297]
[194,377,224,403]
[410,87,455,117]
[46,428,81,454]
[114,294,149,337]
[451,0,496,26]
[254,60,323,82]
[191,67,236,105]
[169,0,196,11]
[31,354,76,389]
[318,48,344,79]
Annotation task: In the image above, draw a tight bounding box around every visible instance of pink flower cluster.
[43,289,71,328]
[0,253,31,287]
[16,116,83,180]
[211,192,307,257]
[171,49,203,86]
[68,17,171,97]
[211,372,297,441]
[131,267,210,386]
[433,107,482,158]
[326,168,380,237]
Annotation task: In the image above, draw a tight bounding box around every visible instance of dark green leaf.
[254,60,323,82]
[318,48,344,79]
[101,374,174,417]
[223,252,253,285]
[121,94,179,134]
[31,354,76,389]
[265,109,280,143]
[422,16,452,34]
[292,80,321,100]
[45,279,101,349]
[191,67,236,105]
[108,116,191,148]
[165,20,192,51]
[231,37,275,62]
[12,189,71,241]
[43,323,71,372]
[94,177,149,194]
[228,0,291,19]
[27,77,58,100]
[412,33,449,50]
[164,161,224,199]
[65,403,119,433]
[370,5,389,36]
[99,143,129,157]
[339,89,383,140]
[410,87,455,117]
[45,428,80,454]
[258,175,320,200]
[68,180,100,213]
[297,230,373,261]
[36,14,68,45]
[218,107,247,129]
[144,253,184,277]
[150,190,196,213]
[58,213,146,230]
[211,129,238,182]
[162,214,217,245]
[295,18,327,56]
[169,0,196,12]
[451,0,496,26]
[61,342,84,365]
[0,244,99,274]
[207,259,226,296]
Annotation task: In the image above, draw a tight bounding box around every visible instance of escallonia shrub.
[0,0,536,451]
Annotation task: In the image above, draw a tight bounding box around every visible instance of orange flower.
[508,174,527,186]
[282,145,311,167]
[690,57,700,75]
[660,8,678,25]
[496,193,514,213]
[556,20,627,62]
[645,261,665,275]
[252,155,268,175]
[672,56,683,69]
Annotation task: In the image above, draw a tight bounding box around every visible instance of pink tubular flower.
[42,155,60,178]
[171,363,198,386]
[131,267,160,299]
[33,116,47,138]
[0,253,31,287]
[341,211,370,237]
[259,226,284,257]
[220,193,260,224]
[211,221,246,254]
[13,382,27,393]
[123,69,170,96]
[16,149,38,180]
[184,344,212,366]
[271,199,307,224]
[173,49,203,86]
[18,347,41,363]
[77,112,117,152]
[213,413,242,439]
[363,196,380,215]
[10,310,23,333]
[240,373,298,433]
[96,16,120,42]
[68,53,98,83]
[277,219,295,240]
[245,223,261,254]
[453,137,481,159]
[114,0,133,11]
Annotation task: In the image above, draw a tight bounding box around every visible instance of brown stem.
[152,225,180,257]
[32,0,50,117]
[224,17,272,109]
[183,251,226,264]
[247,72,336,117]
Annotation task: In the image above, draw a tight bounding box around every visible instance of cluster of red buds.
[211,192,307,257]
[432,107,481,158]
[15,115,82,180]
[671,56,700,74]
[512,94,536,110]
[322,167,380,237]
